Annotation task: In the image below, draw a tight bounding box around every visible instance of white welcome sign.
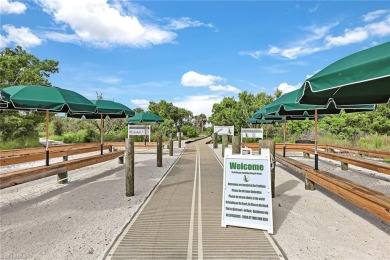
[221,151,273,234]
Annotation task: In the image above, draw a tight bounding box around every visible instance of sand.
[1,142,389,260]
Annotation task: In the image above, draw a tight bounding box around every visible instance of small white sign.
[221,151,273,234]
[241,128,263,139]
[128,125,150,136]
[214,126,234,136]
[241,148,252,155]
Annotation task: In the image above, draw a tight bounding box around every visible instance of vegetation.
[1,46,388,151]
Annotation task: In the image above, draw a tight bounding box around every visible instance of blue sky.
[1,0,390,117]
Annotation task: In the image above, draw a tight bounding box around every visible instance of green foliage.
[0,46,59,87]
[208,91,274,135]
[0,135,41,150]
[181,125,198,138]
[148,100,193,131]
[0,111,45,141]
[63,129,99,143]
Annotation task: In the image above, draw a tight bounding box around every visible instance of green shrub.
[0,136,41,149]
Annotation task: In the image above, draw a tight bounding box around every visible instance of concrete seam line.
[103,146,187,260]
[197,145,203,259]
[187,145,198,260]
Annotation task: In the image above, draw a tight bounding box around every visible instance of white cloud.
[241,11,390,60]
[36,0,176,48]
[165,17,215,30]
[1,25,42,48]
[181,71,224,87]
[0,0,27,14]
[326,16,390,47]
[276,82,300,94]
[131,99,149,109]
[362,10,388,22]
[174,95,223,117]
[42,31,80,44]
[209,84,241,94]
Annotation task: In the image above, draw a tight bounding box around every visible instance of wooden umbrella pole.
[283,120,287,157]
[45,110,50,166]
[315,109,319,170]
[144,123,147,145]
[100,114,103,155]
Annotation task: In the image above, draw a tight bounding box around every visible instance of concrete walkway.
[106,138,283,259]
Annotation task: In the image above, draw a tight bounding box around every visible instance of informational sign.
[221,151,273,234]
[128,125,151,142]
[214,126,234,136]
[241,128,263,141]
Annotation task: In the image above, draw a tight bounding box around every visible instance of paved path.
[107,138,283,259]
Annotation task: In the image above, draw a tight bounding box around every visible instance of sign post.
[221,151,273,234]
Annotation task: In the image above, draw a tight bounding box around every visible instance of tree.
[194,113,207,132]
[148,100,193,133]
[0,46,59,87]
[208,91,274,135]
[0,46,59,144]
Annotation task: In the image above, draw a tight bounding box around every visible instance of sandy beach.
[1,142,389,259]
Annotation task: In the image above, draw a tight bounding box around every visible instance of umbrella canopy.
[128,112,164,123]
[296,41,390,106]
[247,117,284,124]
[0,85,96,113]
[0,85,96,166]
[68,99,135,119]
[254,89,376,118]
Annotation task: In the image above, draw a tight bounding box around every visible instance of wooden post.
[45,110,50,166]
[259,140,275,198]
[341,162,349,170]
[213,132,218,149]
[305,175,316,190]
[157,134,162,167]
[118,155,124,164]
[283,120,287,157]
[57,155,68,184]
[222,134,228,157]
[125,138,134,197]
[178,132,182,148]
[169,133,173,156]
[314,109,319,170]
[232,135,241,154]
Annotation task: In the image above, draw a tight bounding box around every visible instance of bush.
[63,129,99,143]
[0,136,41,149]
[181,125,198,138]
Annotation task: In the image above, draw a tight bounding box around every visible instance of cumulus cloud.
[131,99,149,109]
[36,0,176,48]
[181,71,224,87]
[209,84,241,94]
[0,0,27,14]
[174,95,223,117]
[1,25,42,48]
[241,10,390,60]
[276,82,300,94]
[165,17,216,30]
[98,76,122,84]
[325,15,390,47]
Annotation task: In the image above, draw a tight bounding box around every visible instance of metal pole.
[100,113,104,155]
[45,110,49,166]
[315,109,319,170]
[283,120,286,157]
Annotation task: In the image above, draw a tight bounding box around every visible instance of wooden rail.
[276,154,390,222]
[301,149,390,175]
[325,145,390,159]
[0,150,124,189]
[107,141,170,148]
[0,144,113,166]
[0,142,102,157]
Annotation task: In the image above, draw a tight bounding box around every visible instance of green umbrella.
[255,89,375,168]
[296,41,390,106]
[0,85,97,165]
[68,99,135,154]
[128,112,164,144]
